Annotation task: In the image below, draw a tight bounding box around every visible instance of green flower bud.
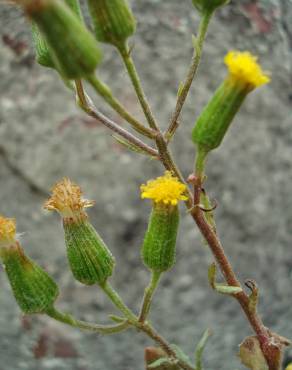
[0,216,59,314]
[65,0,83,20]
[142,205,179,272]
[87,0,136,48]
[140,172,187,272]
[63,219,114,285]
[44,178,115,285]
[192,0,230,13]
[22,0,102,79]
[31,22,55,68]
[30,0,82,69]
[192,51,270,152]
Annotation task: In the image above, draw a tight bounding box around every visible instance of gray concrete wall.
[0,0,291,369]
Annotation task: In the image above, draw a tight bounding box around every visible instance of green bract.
[65,0,83,20]
[192,0,230,13]
[64,219,115,285]
[192,80,247,152]
[142,205,179,272]
[31,22,54,68]
[0,244,59,314]
[87,0,136,48]
[25,0,102,79]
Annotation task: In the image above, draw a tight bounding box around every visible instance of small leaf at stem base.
[208,263,242,295]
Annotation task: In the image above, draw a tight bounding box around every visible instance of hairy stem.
[166,10,213,140]
[141,323,195,370]
[156,143,278,367]
[117,39,278,366]
[100,282,195,370]
[118,43,160,132]
[101,281,138,323]
[138,270,161,322]
[188,153,282,368]
[75,82,159,158]
[46,306,130,334]
[86,75,155,139]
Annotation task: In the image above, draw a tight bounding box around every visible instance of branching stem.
[101,282,195,370]
[75,81,159,158]
[118,42,160,132]
[82,14,279,369]
[86,75,156,139]
[46,306,130,334]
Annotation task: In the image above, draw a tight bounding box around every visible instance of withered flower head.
[44,178,94,219]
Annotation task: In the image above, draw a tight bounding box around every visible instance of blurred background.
[0,0,292,369]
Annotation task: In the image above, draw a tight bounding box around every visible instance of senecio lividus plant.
[1,0,291,369]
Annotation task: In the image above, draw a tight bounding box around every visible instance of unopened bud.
[140,172,187,272]
[30,0,83,69]
[192,0,230,13]
[192,51,270,152]
[31,22,54,68]
[21,0,102,79]
[87,0,136,48]
[44,178,115,285]
[0,216,59,314]
[65,0,83,20]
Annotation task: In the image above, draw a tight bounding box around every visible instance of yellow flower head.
[44,178,94,219]
[224,51,270,89]
[141,172,187,206]
[286,365,292,370]
[0,216,16,247]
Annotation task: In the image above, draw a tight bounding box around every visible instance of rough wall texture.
[0,0,292,369]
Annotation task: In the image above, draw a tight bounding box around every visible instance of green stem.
[75,80,159,157]
[194,147,208,179]
[101,281,137,323]
[100,282,194,370]
[118,43,160,131]
[87,75,155,139]
[46,306,130,334]
[142,323,195,370]
[166,10,213,140]
[138,270,162,322]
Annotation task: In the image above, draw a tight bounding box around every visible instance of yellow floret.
[141,172,187,206]
[286,365,292,370]
[0,216,16,246]
[44,178,94,218]
[224,51,270,89]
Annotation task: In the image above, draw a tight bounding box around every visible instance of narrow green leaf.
[208,262,216,289]
[195,328,212,370]
[108,314,126,323]
[215,284,242,295]
[171,344,193,368]
[148,357,174,369]
[208,263,242,295]
[112,134,155,157]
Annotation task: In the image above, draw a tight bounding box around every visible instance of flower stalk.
[138,270,161,322]
[46,306,130,334]
[118,42,160,132]
[75,80,159,157]
[87,74,156,139]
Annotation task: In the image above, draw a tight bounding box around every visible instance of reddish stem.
[190,175,281,370]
